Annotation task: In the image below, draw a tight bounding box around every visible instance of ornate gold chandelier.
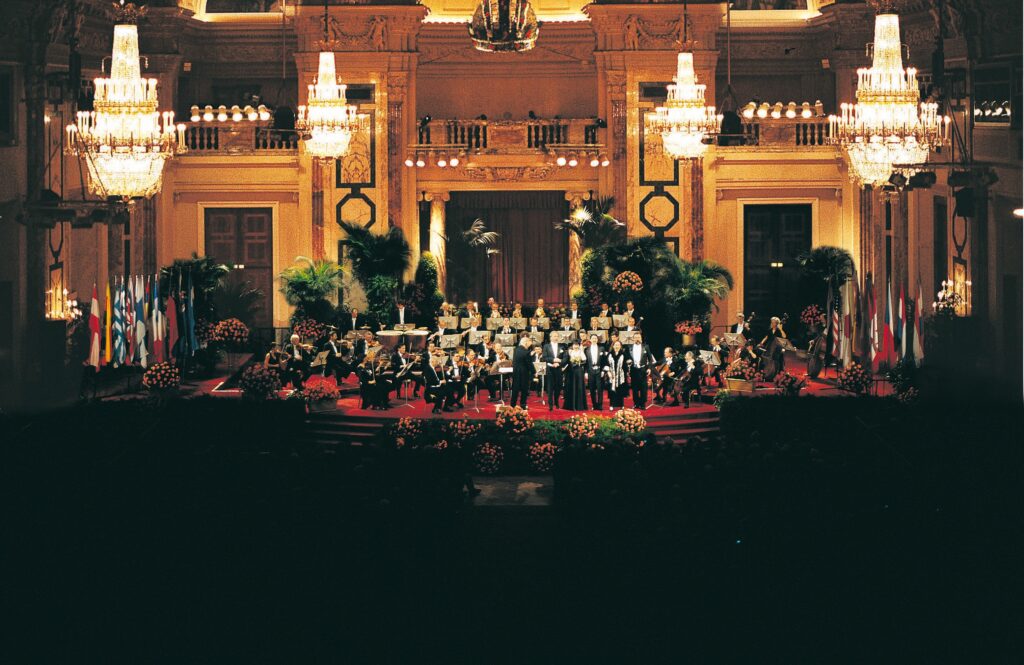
[646,51,720,160]
[469,0,539,53]
[828,11,950,187]
[66,2,183,200]
[296,3,368,160]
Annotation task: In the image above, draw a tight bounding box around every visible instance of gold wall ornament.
[468,0,539,53]
[462,165,556,181]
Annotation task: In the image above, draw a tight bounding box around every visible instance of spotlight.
[217,105,228,122]
[404,156,415,167]
[202,105,214,122]
[257,104,270,121]
[437,156,447,168]
[908,171,937,188]
[888,172,908,188]
[757,102,769,118]
[231,105,242,122]
[600,154,610,167]
[449,155,460,167]
[567,153,578,167]
[556,155,567,166]
[589,155,600,167]
[801,102,812,118]
[982,101,993,116]
[190,105,200,122]
[771,102,783,119]
[1013,208,1023,218]
[244,105,258,121]
[415,157,425,168]
[785,102,797,119]
[814,100,824,117]
[741,102,756,119]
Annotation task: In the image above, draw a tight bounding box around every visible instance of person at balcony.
[389,302,411,328]
[628,339,655,410]
[605,340,630,410]
[541,334,566,411]
[585,334,607,411]
[342,308,365,335]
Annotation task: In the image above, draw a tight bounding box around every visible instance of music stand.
[722,333,746,348]
[310,350,329,369]
[560,317,582,330]
[588,330,609,344]
[619,331,642,346]
[485,318,501,331]
[509,317,527,331]
[551,330,576,344]
[495,333,516,348]
[531,317,551,330]
[591,316,612,330]
[438,316,459,330]
[699,350,721,367]
[439,334,462,352]
[459,317,475,330]
[527,331,545,345]
[468,330,492,346]
[496,360,513,406]
[394,323,415,332]
[612,314,629,329]
[533,360,547,406]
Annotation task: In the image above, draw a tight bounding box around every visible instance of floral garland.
[212,317,250,348]
[473,442,504,475]
[674,320,703,336]
[800,304,826,327]
[292,317,326,343]
[528,442,558,473]
[725,358,762,382]
[239,364,282,400]
[773,370,807,396]
[837,361,870,395]
[563,413,599,441]
[142,361,181,391]
[611,270,644,294]
[495,406,534,434]
[445,419,481,444]
[612,408,646,434]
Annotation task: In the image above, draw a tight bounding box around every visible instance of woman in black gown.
[563,343,588,411]
[605,340,630,409]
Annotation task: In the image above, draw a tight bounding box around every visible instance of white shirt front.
[398,309,405,325]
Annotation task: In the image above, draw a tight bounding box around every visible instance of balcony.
[182,122,298,155]
[718,118,833,149]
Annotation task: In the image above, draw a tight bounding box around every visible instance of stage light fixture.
[556,155,567,166]
[600,154,610,167]
[814,100,824,117]
[741,102,756,119]
[801,102,812,118]
[217,105,228,122]
[567,153,578,167]
[771,102,783,119]
[404,156,414,167]
[589,155,600,167]
[190,105,200,122]
[415,157,425,168]
[437,156,448,167]
[257,105,270,121]
[888,172,908,188]
[757,102,769,118]
[785,102,797,119]
[947,170,972,187]
[1013,208,1023,218]
[202,105,214,122]
[908,171,936,188]
[231,105,242,122]
[449,155,460,167]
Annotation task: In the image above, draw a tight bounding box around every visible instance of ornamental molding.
[462,165,556,182]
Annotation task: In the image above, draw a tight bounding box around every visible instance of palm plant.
[673,260,734,316]
[555,196,626,249]
[211,279,264,324]
[159,253,231,321]
[797,246,854,290]
[338,220,412,286]
[278,256,344,305]
[457,217,500,251]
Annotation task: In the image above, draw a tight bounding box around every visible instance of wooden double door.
[743,204,813,325]
[204,207,274,328]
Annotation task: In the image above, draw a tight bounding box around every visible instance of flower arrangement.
[773,371,807,396]
[712,388,735,410]
[725,358,762,382]
[611,270,644,294]
[563,413,600,441]
[299,381,341,404]
[528,441,558,473]
[612,408,646,434]
[142,361,181,391]
[396,417,425,439]
[195,318,215,346]
[212,317,250,348]
[239,364,282,400]
[473,442,504,475]
[837,361,871,395]
[433,439,450,452]
[800,304,826,327]
[495,406,534,434]
[445,419,481,444]
[896,386,919,404]
[292,317,326,343]
[674,320,703,336]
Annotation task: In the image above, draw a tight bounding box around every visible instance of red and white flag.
[87,284,101,371]
[913,281,926,367]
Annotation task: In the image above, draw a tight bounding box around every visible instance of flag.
[125,275,135,363]
[898,285,907,360]
[104,281,113,366]
[167,289,180,363]
[185,271,197,357]
[913,281,925,367]
[840,278,854,367]
[87,285,101,371]
[151,274,164,364]
[134,275,148,367]
[867,274,879,372]
[830,282,841,358]
[882,280,897,369]
[112,278,125,366]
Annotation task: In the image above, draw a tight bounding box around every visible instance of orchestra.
[257,298,796,413]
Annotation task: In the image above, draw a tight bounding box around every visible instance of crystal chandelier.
[646,51,720,159]
[469,0,539,53]
[828,11,950,187]
[296,3,368,160]
[66,2,183,200]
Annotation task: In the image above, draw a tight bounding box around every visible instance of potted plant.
[296,381,341,413]
[142,361,181,403]
[724,358,760,393]
[674,320,704,347]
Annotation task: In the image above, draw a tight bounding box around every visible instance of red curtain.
[447,191,568,306]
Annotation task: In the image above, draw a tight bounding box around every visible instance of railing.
[725,118,831,148]
[414,118,601,151]
[183,124,299,154]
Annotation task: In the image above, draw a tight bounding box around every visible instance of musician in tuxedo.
[446,353,468,408]
[390,342,421,398]
[557,317,578,340]
[674,350,703,408]
[654,347,682,405]
[321,331,352,380]
[623,301,639,325]
[423,357,453,413]
[733,312,751,338]
[566,301,581,322]
[497,318,515,336]
[541,334,566,410]
[584,334,607,410]
[389,302,411,328]
[283,334,313,389]
[510,335,535,408]
[597,303,612,320]
[464,301,480,320]
[342,308,365,334]
[534,298,546,318]
[352,330,374,362]
[628,340,655,409]
[707,336,727,387]
[620,316,641,335]
[510,303,524,320]
[486,297,501,319]
[439,302,456,318]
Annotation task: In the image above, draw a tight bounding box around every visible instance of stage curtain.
[447,191,568,306]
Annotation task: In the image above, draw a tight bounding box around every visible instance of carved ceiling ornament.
[462,165,556,182]
[301,15,389,52]
[621,14,691,51]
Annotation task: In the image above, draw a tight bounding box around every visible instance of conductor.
[510,335,535,408]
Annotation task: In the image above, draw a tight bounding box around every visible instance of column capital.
[565,191,591,207]
[421,190,450,202]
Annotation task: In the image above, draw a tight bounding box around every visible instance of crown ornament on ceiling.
[111,0,147,25]
[469,0,539,53]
